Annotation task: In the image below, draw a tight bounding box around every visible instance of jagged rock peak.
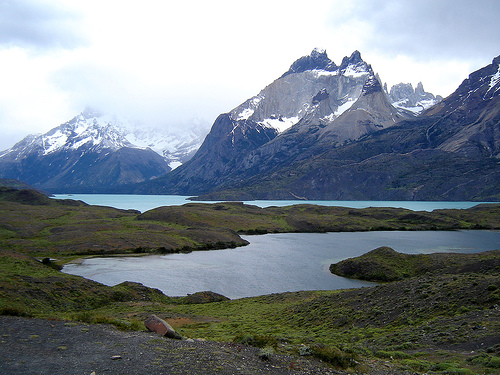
[415,82,425,95]
[282,48,337,77]
[492,54,500,66]
[310,47,326,58]
[361,74,383,95]
[338,50,371,78]
[339,50,363,69]
[387,82,442,115]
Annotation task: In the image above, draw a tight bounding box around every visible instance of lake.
[53,194,495,213]
[63,230,500,299]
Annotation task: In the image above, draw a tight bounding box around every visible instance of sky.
[0,0,499,151]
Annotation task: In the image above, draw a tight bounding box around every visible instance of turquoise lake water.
[53,194,494,213]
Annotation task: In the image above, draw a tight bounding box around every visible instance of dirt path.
[0,316,347,375]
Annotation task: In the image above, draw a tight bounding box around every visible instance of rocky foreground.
[0,316,418,375]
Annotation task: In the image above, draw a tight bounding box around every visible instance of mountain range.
[0,48,497,201]
[130,49,435,195]
[0,110,207,192]
[132,49,499,201]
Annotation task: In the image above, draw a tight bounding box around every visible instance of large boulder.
[144,314,181,339]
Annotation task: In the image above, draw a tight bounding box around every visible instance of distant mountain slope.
[0,111,207,192]
[136,49,413,195]
[195,55,500,201]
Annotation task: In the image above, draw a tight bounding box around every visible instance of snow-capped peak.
[229,50,377,134]
[386,82,442,115]
[339,50,370,78]
[1,111,209,171]
[40,111,132,155]
[311,47,326,57]
[282,48,338,77]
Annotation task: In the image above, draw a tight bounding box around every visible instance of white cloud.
[0,0,86,50]
[322,0,500,95]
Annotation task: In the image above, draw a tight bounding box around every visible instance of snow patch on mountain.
[237,108,255,121]
[311,69,339,78]
[487,64,500,96]
[42,130,68,155]
[235,96,264,121]
[342,64,370,78]
[334,98,357,116]
[258,116,300,133]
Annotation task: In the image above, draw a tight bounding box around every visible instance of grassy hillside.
[138,201,500,233]
[2,189,498,259]
[0,188,247,258]
[330,246,500,281]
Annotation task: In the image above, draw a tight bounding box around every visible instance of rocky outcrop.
[184,291,230,304]
[330,247,500,282]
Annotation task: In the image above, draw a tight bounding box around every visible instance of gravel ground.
[0,316,344,375]
[0,316,418,375]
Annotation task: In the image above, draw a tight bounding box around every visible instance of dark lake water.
[63,230,500,299]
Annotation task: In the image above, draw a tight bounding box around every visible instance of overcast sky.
[0,0,499,150]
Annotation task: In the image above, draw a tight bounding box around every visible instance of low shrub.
[233,334,277,348]
[258,346,274,360]
[400,359,432,372]
[310,344,357,368]
[0,305,29,317]
[431,362,473,374]
[487,356,500,368]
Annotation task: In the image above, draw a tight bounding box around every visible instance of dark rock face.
[423,55,500,159]
[0,146,171,193]
[312,89,330,105]
[136,114,279,195]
